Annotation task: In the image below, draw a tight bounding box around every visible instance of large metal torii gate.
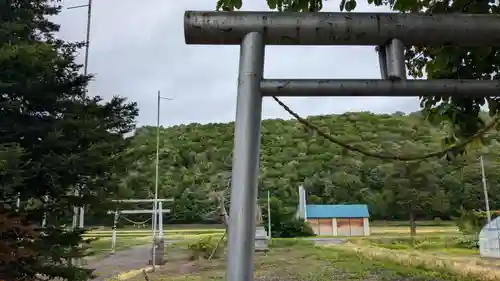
[183,11,500,281]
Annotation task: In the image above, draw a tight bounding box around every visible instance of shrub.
[269,238,314,248]
[187,236,224,260]
[273,218,315,238]
[452,208,497,236]
[454,235,479,249]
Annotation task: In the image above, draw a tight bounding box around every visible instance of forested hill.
[120,112,500,223]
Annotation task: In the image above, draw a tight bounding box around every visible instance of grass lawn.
[82,221,459,257]
[338,236,500,281]
[83,221,499,280]
[128,239,484,281]
[83,236,153,259]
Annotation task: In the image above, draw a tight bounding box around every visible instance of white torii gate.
[108,198,173,254]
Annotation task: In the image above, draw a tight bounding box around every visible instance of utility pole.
[68,0,93,77]
[67,0,93,230]
[66,0,93,266]
[267,191,271,239]
[480,155,492,224]
[152,91,173,271]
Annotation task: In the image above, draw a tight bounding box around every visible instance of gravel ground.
[305,237,347,245]
[86,239,182,281]
[86,238,345,281]
[86,245,151,281]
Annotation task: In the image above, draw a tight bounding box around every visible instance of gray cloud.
[56,0,420,127]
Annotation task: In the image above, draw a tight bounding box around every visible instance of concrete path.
[86,239,182,281]
[305,237,347,245]
[85,237,344,281]
[86,245,151,281]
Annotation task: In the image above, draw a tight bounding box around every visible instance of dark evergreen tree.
[0,1,138,280]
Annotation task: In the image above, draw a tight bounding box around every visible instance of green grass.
[82,221,460,264]
[83,231,224,258]
[82,221,457,258]
[370,220,456,227]
[129,238,482,281]
[86,221,498,280]
[84,236,153,259]
[334,234,500,281]
[350,235,475,252]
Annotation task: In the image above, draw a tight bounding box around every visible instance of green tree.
[118,112,500,227]
[383,160,449,236]
[214,0,500,147]
[1,1,138,280]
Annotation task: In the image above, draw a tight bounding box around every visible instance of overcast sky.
[55,0,420,127]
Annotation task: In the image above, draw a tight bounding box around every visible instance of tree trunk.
[409,207,417,237]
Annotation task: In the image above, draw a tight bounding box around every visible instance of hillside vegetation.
[107,112,500,225]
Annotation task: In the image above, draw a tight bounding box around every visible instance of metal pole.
[480,155,492,224]
[67,0,93,232]
[385,38,406,80]
[158,201,164,239]
[67,0,93,77]
[151,93,172,271]
[79,206,84,228]
[42,194,48,228]
[111,211,119,255]
[184,11,500,46]
[375,46,388,79]
[16,192,20,211]
[83,0,92,77]
[80,0,93,231]
[226,32,265,281]
[151,90,161,271]
[267,191,271,239]
[72,190,79,229]
[259,79,500,97]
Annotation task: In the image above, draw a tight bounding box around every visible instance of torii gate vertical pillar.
[226,32,265,281]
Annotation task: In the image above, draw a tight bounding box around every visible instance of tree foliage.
[1,1,138,280]
[215,0,500,145]
[109,113,500,230]
[453,208,498,236]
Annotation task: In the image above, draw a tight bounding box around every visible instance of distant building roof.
[306,204,369,218]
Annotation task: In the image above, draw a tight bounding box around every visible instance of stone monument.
[148,237,166,265]
[254,203,269,252]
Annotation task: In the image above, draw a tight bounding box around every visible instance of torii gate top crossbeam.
[112,199,173,203]
[184,11,500,46]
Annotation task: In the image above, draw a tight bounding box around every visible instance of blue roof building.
[305,204,370,219]
[297,186,371,236]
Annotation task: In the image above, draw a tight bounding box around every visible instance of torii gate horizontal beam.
[112,199,173,203]
[260,79,500,97]
[184,11,500,46]
[107,209,171,214]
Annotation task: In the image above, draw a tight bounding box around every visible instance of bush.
[272,218,315,238]
[452,208,494,236]
[454,236,479,249]
[187,236,225,260]
[269,238,315,248]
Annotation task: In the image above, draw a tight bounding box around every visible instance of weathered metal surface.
[260,79,500,97]
[184,11,500,46]
[226,32,265,281]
